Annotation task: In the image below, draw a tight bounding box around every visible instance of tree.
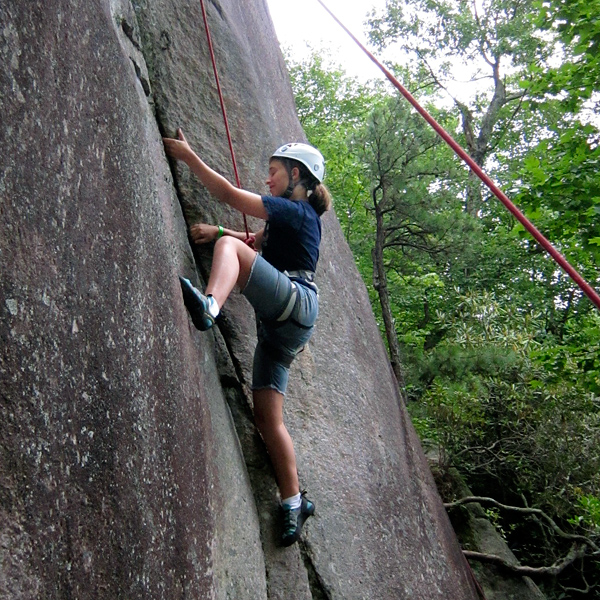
[353,92,466,384]
[367,0,555,215]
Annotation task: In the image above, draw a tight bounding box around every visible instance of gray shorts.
[242,254,318,395]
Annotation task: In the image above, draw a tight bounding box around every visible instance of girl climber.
[163,129,331,547]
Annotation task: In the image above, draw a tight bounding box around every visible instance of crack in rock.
[300,540,332,600]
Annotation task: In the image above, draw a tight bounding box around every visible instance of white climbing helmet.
[271,142,326,182]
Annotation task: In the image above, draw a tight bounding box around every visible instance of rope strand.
[199,0,250,238]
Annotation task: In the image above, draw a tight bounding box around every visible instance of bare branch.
[463,542,588,577]
[561,564,596,595]
[488,92,527,154]
[416,49,465,109]
[445,496,600,553]
[451,436,522,460]
[505,91,526,103]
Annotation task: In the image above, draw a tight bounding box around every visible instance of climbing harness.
[285,269,316,283]
[275,282,298,323]
[199,0,250,239]
[316,0,600,312]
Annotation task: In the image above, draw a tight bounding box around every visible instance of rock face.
[0,0,479,598]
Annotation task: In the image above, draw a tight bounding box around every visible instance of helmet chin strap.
[279,159,314,199]
[281,161,296,199]
[282,181,295,199]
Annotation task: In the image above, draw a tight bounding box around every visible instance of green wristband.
[217,225,224,239]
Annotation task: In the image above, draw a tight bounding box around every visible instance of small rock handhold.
[159,30,170,51]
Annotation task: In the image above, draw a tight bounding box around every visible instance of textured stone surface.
[0,1,265,598]
[1,0,479,598]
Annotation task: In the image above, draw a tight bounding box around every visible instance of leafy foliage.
[531,0,600,109]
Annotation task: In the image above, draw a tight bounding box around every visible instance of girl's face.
[266,159,294,197]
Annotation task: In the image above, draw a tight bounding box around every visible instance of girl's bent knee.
[214,235,238,251]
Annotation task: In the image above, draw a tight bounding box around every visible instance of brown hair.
[306,181,332,216]
[286,159,332,216]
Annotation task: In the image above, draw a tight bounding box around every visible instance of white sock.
[281,493,302,510]
[207,295,220,318]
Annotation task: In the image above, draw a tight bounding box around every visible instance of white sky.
[265,0,389,82]
[264,0,501,102]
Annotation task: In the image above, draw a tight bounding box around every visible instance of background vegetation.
[286,0,600,596]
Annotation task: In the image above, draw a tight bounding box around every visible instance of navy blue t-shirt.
[260,196,321,274]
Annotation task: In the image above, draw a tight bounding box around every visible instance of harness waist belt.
[284,270,315,282]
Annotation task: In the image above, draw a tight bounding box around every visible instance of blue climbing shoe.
[179,276,216,331]
[281,492,315,547]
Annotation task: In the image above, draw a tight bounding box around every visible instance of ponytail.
[308,183,332,216]
[296,162,332,216]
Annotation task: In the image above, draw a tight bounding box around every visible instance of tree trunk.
[372,188,406,390]
[457,58,519,217]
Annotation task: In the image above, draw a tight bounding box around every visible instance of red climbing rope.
[316,0,600,312]
[199,0,250,239]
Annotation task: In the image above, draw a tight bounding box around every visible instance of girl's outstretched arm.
[163,128,268,220]
[190,223,263,249]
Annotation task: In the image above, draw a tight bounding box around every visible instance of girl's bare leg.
[207,239,300,497]
[205,236,256,307]
[252,387,299,499]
